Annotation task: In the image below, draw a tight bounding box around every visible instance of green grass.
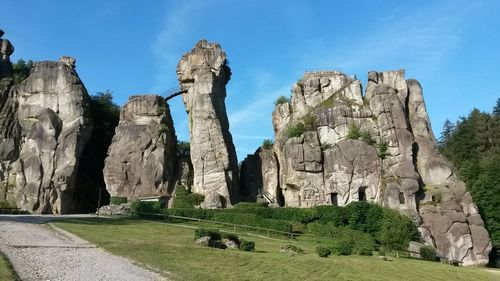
[53,218,496,281]
[0,251,18,280]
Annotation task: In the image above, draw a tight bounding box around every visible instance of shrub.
[131,201,162,214]
[165,208,215,220]
[233,202,268,209]
[347,123,361,139]
[281,244,304,254]
[287,122,305,138]
[109,197,127,205]
[420,246,437,261]
[316,246,331,258]
[239,239,255,251]
[376,208,420,250]
[274,96,290,106]
[221,232,240,243]
[330,239,353,255]
[211,213,293,234]
[194,228,221,240]
[173,187,205,209]
[262,139,274,150]
[314,205,347,226]
[377,142,389,159]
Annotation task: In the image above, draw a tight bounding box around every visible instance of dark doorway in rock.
[276,187,285,207]
[399,192,405,204]
[358,187,367,202]
[330,192,338,206]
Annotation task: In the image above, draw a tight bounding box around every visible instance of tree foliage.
[12,59,34,84]
[76,90,120,212]
[439,99,500,249]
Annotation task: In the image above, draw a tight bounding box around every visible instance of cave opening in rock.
[330,192,338,206]
[358,187,367,202]
[399,192,405,204]
[276,187,285,207]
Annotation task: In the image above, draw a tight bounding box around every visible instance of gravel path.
[0,215,166,281]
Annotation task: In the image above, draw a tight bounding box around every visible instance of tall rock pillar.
[176,40,238,207]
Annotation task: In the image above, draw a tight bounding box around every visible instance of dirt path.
[0,215,165,281]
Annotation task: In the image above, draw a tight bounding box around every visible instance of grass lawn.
[53,218,496,281]
[0,251,18,280]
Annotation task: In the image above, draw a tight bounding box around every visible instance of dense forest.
[439,98,500,254]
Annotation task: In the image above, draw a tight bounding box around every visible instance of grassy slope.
[53,218,495,281]
[0,252,18,281]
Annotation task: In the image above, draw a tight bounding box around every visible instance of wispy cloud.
[150,0,205,92]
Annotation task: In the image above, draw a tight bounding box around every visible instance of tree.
[493,98,500,117]
[12,59,34,84]
[75,90,120,212]
[438,119,454,146]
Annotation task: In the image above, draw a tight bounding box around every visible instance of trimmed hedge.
[420,246,437,261]
[307,223,375,256]
[194,228,221,240]
[211,213,293,234]
[233,202,268,208]
[110,197,127,205]
[173,187,204,209]
[239,239,255,251]
[131,201,162,214]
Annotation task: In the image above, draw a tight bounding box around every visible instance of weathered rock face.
[176,40,239,207]
[0,56,93,214]
[103,95,177,200]
[0,29,14,79]
[240,69,491,265]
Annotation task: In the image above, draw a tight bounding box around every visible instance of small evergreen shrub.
[109,197,127,205]
[274,96,290,106]
[262,139,274,150]
[287,122,305,138]
[347,123,361,139]
[316,246,332,258]
[131,201,162,214]
[420,246,437,261]
[239,239,255,251]
[194,228,221,240]
[330,239,353,255]
[173,187,204,209]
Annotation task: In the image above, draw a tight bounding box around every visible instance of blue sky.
[3,0,500,161]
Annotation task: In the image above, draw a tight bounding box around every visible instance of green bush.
[330,239,353,255]
[274,96,290,106]
[377,142,389,159]
[281,244,304,254]
[109,197,127,205]
[173,187,204,209]
[211,213,293,234]
[221,232,240,243]
[287,122,305,138]
[262,139,274,150]
[303,113,317,131]
[376,208,420,250]
[347,123,361,139]
[224,206,317,224]
[131,201,162,214]
[420,246,437,261]
[233,202,268,209]
[314,205,347,226]
[165,208,215,220]
[316,246,332,258]
[194,228,221,240]
[239,239,255,251]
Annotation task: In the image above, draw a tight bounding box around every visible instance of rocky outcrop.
[176,40,239,207]
[0,54,93,213]
[0,29,14,79]
[103,95,177,200]
[240,69,491,265]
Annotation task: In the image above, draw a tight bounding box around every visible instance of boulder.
[103,95,177,201]
[195,236,212,247]
[176,40,239,207]
[240,69,492,266]
[0,58,93,214]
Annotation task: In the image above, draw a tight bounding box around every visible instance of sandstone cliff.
[176,40,239,208]
[103,95,177,200]
[0,56,92,214]
[240,70,492,266]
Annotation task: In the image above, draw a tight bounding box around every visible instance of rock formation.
[0,29,14,79]
[0,44,93,213]
[103,95,177,200]
[176,40,239,207]
[240,69,491,265]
